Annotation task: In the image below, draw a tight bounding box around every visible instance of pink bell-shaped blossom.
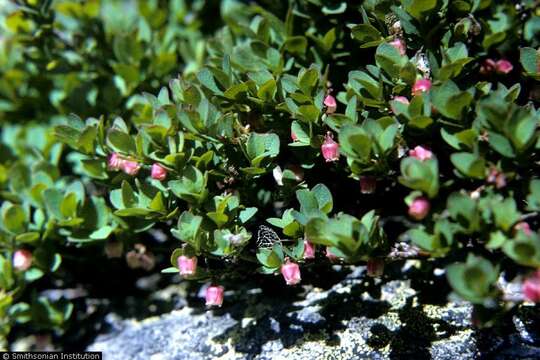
[108,153,124,171]
[409,145,433,161]
[205,285,225,307]
[321,132,340,162]
[367,259,385,278]
[495,59,513,74]
[151,163,167,181]
[523,271,540,303]
[408,197,431,220]
[412,79,432,96]
[178,255,198,276]
[303,240,316,260]
[121,160,141,176]
[13,249,32,271]
[360,176,377,194]
[324,95,337,114]
[281,261,301,285]
[389,38,406,56]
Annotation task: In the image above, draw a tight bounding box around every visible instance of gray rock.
[88,267,540,360]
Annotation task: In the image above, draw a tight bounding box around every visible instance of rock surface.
[88,267,540,359]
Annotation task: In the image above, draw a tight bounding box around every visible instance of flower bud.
[366,259,385,278]
[408,197,431,220]
[409,145,433,161]
[151,163,167,181]
[177,255,198,276]
[121,160,141,176]
[291,129,298,142]
[108,153,124,171]
[321,132,340,162]
[514,222,532,237]
[281,261,301,285]
[389,38,406,56]
[205,285,225,307]
[303,240,316,259]
[412,79,432,96]
[326,247,339,262]
[495,59,513,74]
[360,176,377,194]
[13,249,32,271]
[523,271,540,303]
[323,95,337,114]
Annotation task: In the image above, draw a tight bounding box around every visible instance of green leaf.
[197,68,223,94]
[520,47,540,79]
[350,24,384,47]
[339,125,372,162]
[526,179,540,211]
[239,207,258,223]
[107,128,136,154]
[431,81,472,120]
[298,105,320,123]
[257,79,277,101]
[451,153,485,179]
[375,43,407,78]
[402,0,438,19]
[282,36,307,56]
[298,68,319,95]
[492,198,520,231]
[408,228,439,252]
[312,184,333,214]
[3,205,26,234]
[488,131,515,158]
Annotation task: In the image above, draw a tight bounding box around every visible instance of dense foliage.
[1,0,540,349]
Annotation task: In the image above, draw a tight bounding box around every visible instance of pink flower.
[151,163,167,181]
[108,153,124,171]
[523,271,540,303]
[412,79,432,96]
[321,132,340,162]
[324,95,337,114]
[409,145,433,161]
[281,261,301,285]
[205,285,225,307]
[326,247,339,262]
[178,255,198,276]
[389,38,406,56]
[303,240,316,259]
[367,259,385,278]
[360,176,377,194]
[495,59,513,74]
[408,197,431,220]
[13,249,32,271]
[291,129,298,142]
[121,160,141,176]
[514,222,533,237]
